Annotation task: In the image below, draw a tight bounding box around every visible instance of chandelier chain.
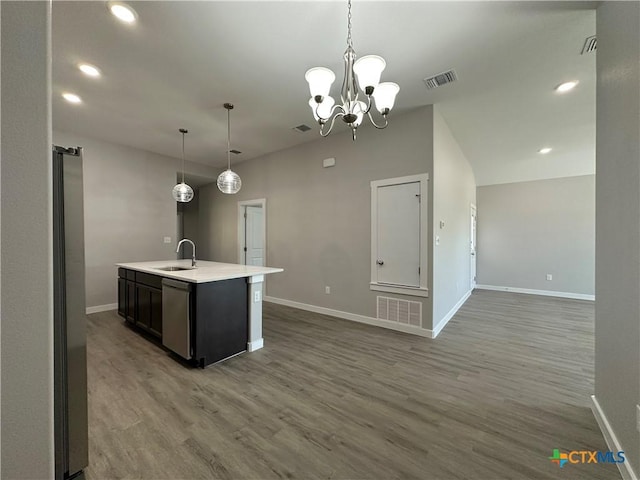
[347,0,352,47]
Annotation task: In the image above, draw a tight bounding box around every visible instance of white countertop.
[117,259,283,284]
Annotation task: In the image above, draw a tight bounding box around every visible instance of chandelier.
[305,0,399,141]
[217,103,242,194]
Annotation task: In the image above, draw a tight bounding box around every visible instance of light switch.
[163,236,172,244]
[435,235,440,246]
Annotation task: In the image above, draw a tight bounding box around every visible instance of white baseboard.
[432,289,472,338]
[475,284,595,301]
[264,296,432,338]
[86,303,118,315]
[590,395,638,480]
[247,338,264,352]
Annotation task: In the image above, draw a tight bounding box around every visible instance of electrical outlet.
[325,286,331,294]
[546,274,553,281]
[163,236,172,244]
[254,291,261,303]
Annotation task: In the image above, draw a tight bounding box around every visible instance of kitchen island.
[116,259,283,367]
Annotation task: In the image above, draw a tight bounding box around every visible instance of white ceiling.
[52,1,596,186]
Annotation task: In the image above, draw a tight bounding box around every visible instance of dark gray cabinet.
[117,268,162,339]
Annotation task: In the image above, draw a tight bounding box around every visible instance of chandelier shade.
[309,96,335,121]
[305,67,336,99]
[353,55,386,91]
[372,82,400,114]
[304,0,399,140]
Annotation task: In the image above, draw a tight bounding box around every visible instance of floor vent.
[423,69,458,89]
[377,296,421,327]
[581,35,596,54]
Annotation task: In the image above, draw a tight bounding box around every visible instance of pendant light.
[172,128,194,202]
[217,103,242,194]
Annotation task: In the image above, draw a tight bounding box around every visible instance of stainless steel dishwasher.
[162,278,192,360]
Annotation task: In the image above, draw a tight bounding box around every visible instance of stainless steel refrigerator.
[53,145,88,480]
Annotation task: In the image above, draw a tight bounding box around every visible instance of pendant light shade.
[172,182,194,202]
[172,128,194,202]
[217,103,242,195]
[217,169,242,194]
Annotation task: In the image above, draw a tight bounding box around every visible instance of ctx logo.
[549,449,625,468]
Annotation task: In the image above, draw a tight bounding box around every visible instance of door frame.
[237,198,266,265]
[470,203,477,290]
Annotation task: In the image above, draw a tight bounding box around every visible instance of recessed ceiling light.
[107,1,137,24]
[62,93,82,104]
[538,147,552,154]
[555,81,578,93]
[78,63,101,77]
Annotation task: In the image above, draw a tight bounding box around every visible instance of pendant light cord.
[227,107,231,170]
[181,131,186,183]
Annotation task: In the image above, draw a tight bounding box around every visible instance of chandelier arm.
[315,102,347,123]
[366,110,389,130]
[320,112,345,137]
[362,94,373,115]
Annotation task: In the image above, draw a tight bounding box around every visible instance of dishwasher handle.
[162,278,191,290]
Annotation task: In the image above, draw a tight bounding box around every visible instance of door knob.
[376,260,384,266]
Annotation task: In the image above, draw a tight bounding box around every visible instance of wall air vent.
[423,69,458,90]
[377,296,421,327]
[581,35,597,54]
[293,124,311,133]
[230,149,241,155]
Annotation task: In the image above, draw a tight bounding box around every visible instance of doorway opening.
[470,203,477,290]
[237,198,266,266]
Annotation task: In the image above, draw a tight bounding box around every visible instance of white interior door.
[376,182,421,287]
[470,204,477,289]
[245,205,264,266]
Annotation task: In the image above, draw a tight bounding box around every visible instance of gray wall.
[180,187,201,258]
[476,175,595,295]
[1,1,54,477]
[53,130,217,308]
[432,107,476,329]
[595,1,640,475]
[199,107,435,330]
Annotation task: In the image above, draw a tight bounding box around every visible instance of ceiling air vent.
[230,149,241,155]
[293,124,311,133]
[423,69,458,90]
[581,35,597,54]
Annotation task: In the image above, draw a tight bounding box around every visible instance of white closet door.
[245,206,264,266]
[376,181,421,287]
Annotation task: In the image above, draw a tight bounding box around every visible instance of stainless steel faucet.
[176,238,196,267]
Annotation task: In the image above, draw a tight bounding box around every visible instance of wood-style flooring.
[86,290,619,480]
